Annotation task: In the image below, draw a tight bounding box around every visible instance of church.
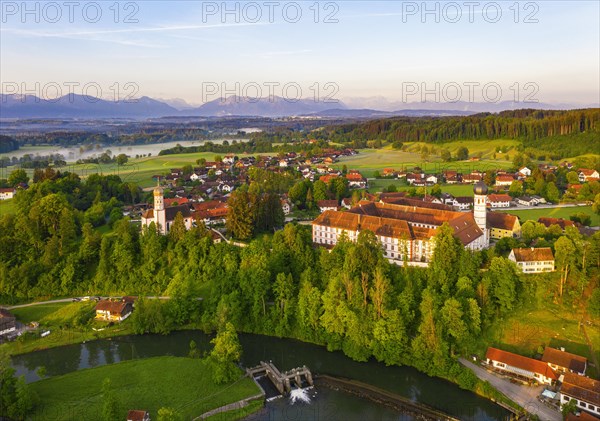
[141,185,193,235]
[312,181,491,266]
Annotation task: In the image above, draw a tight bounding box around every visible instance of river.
[12,331,510,420]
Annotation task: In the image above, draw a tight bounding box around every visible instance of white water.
[289,387,312,405]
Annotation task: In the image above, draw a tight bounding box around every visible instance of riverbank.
[28,356,261,421]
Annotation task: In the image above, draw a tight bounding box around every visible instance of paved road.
[4,296,175,310]
[459,359,561,421]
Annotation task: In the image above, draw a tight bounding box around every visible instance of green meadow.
[498,205,599,227]
[29,357,261,421]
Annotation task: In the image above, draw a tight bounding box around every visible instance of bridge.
[247,361,313,396]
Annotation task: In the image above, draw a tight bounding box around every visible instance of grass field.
[498,205,600,227]
[10,303,72,323]
[367,179,477,196]
[29,356,262,421]
[0,199,16,216]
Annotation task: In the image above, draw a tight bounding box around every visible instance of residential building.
[579,169,600,183]
[509,247,555,273]
[317,200,339,212]
[281,199,291,215]
[127,410,151,421]
[451,196,472,211]
[516,196,539,206]
[95,300,133,322]
[0,188,15,200]
[542,347,587,376]
[487,212,521,239]
[495,174,515,186]
[559,372,600,417]
[518,167,532,177]
[0,308,16,337]
[485,347,557,385]
[346,172,367,188]
[487,194,512,208]
[538,217,576,231]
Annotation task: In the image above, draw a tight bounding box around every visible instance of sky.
[1,1,599,107]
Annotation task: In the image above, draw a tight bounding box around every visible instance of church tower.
[473,181,489,246]
[154,184,164,211]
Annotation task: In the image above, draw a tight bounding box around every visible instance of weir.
[247,361,314,397]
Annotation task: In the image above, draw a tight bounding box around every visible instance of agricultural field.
[0,199,16,216]
[10,303,73,323]
[367,179,477,197]
[29,356,261,421]
[498,205,600,227]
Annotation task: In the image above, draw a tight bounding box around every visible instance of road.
[4,296,175,310]
[459,359,561,421]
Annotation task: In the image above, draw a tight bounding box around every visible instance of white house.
[559,372,600,417]
[509,247,555,273]
[487,194,512,208]
[495,175,515,187]
[317,200,339,212]
[0,188,15,200]
[518,167,532,177]
[485,347,557,385]
[579,169,600,183]
[281,199,291,215]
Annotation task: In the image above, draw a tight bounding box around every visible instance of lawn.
[498,205,600,227]
[367,179,476,196]
[0,199,16,216]
[29,356,262,421]
[10,303,72,324]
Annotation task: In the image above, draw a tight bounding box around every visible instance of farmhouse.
[95,300,133,322]
[0,308,16,337]
[487,194,512,208]
[542,347,587,376]
[495,174,515,187]
[312,182,490,266]
[538,217,576,231]
[518,167,532,177]
[487,212,521,239]
[559,372,600,417]
[485,347,557,385]
[141,186,193,235]
[0,188,15,200]
[508,247,555,273]
[346,172,367,188]
[451,196,472,211]
[578,169,600,183]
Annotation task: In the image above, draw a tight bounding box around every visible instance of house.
[317,200,339,212]
[462,172,483,184]
[0,308,16,337]
[319,174,338,184]
[451,196,472,211]
[487,194,512,208]
[538,217,576,231]
[542,347,587,376]
[382,168,396,178]
[127,410,151,421]
[341,198,353,209]
[578,169,600,183]
[193,200,228,226]
[0,188,15,200]
[281,199,291,215]
[346,172,367,188]
[495,174,515,187]
[485,347,557,385]
[487,212,521,239]
[95,300,133,322]
[508,247,555,273]
[515,196,538,206]
[279,159,288,168]
[518,167,531,177]
[559,372,600,417]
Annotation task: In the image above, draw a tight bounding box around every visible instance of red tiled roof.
[561,372,600,405]
[487,212,518,231]
[127,410,149,421]
[486,347,557,380]
[538,217,575,230]
[318,200,339,208]
[488,194,512,202]
[511,247,554,262]
[95,300,131,315]
[542,347,587,373]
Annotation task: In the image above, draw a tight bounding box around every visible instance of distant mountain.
[184,96,347,117]
[0,94,179,118]
[306,108,475,118]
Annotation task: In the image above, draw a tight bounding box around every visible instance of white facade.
[141,186,193,235]
[560,393,600,417]
[0,189,15,200]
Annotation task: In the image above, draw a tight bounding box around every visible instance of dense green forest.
[311,109,600,158]
[0,135,19,153]
[1,175,599,394]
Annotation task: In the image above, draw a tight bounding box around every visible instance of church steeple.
[153,181,164,211]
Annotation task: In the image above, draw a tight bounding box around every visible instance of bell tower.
[473,181,488,246]
[153,184,164,211]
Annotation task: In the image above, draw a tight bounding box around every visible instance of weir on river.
[247,361,314,397]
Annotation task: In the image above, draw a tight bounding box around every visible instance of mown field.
[10,303,73,323]
[367,179,477,196]
[0,199,16,216]
[498,205,600,227]
[29,356,261,421]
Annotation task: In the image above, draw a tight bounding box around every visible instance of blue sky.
[1,1,598,106]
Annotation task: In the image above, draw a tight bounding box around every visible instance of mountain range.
[0,93,590,119]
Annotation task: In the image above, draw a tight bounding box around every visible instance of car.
[81,296,90,302]
[72,298,81,302]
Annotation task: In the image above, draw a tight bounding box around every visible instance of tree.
[555,236,577,298]
[312,180,328,202]
[588,288,600,318]
[440,149,451,162]
[169,212,187,242]
[593,193,600,214]
[209,322,243,384]
[545,182,560,203]
[188,340,200,359]
[8,169,28,187]
[430,184,442,198]
[116,154,128,166]
[566,171,580,184]
[226,191,254,240]
[508,180,523,198]
[455,147,469,160]
[157,407,182,421]
[101,378,120,421]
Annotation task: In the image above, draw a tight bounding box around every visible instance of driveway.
[459,358,561,421]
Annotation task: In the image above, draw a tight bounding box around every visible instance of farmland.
[498,205,600,227]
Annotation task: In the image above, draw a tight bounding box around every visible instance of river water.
[12,331,510,420]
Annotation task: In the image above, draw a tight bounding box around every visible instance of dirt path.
[459,359,561,421]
